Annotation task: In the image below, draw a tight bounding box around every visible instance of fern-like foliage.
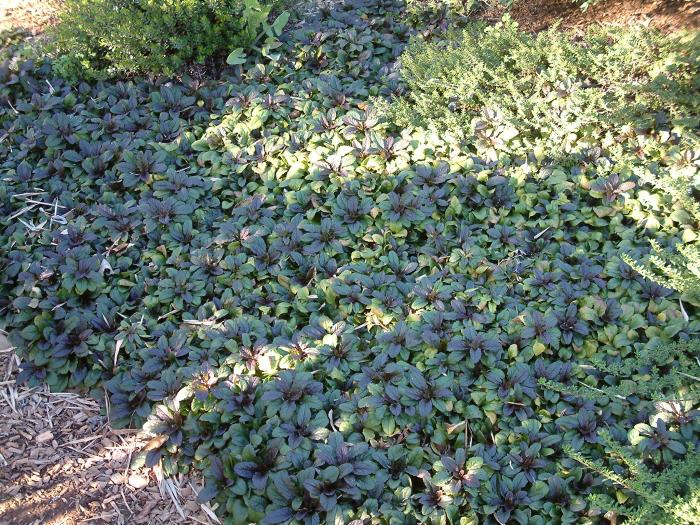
[623,159,700,304]
[623,240,700,301]
[541,340,700,403]
[568,441,700,525]
[546,340,700,524]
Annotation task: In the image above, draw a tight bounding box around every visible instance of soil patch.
[2,0,698,36]
[478,0,700,33]
[0,0,63,34]
[0,336,219,525]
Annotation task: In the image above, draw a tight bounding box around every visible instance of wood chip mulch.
[0,0,64,34]
[0,335,221,525]
[479,0,700,34]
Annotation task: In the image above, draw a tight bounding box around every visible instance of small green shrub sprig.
[568,440,700,525]
[541,340,700,402]
[47,0,282,79]
[623,161,700,305]
[547,340,700,524]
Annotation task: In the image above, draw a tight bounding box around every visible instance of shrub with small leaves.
[46,0,285,79]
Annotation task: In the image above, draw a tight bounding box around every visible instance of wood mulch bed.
[479,0,700,34]
[0,335,219,525]
[0,0,63,34]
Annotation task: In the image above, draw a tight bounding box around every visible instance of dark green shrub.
[405,0,511,19]
[47,0,277,79]
[0,28,35,62]
[1,27,29,49]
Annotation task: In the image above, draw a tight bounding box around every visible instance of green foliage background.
[47,0,278,79]
[1,1,699,524]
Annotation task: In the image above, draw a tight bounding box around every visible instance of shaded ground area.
[0,336,219,525]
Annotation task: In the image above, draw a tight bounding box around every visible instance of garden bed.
[0,0,63,33]
[0,335,217,525]
[494,0,700,33]
[1,0,699,524]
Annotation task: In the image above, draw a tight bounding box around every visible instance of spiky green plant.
[541,340,700,403]
[623,162,700,304]
[548,339,700,524]
[568,440,700,525]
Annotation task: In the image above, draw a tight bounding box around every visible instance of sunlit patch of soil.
[0,336,218,525]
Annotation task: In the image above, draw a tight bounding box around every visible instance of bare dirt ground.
[1,0,699,35]
[0,0,63,33]
[481,0,700,33]
[0,336,220,525]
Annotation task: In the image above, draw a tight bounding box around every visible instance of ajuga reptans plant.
[1,2,699,524]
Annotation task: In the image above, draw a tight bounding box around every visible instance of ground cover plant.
[47,0,285,79]
[1,0,699,523]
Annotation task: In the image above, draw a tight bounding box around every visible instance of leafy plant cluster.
[623,165,700,304]
[404,0,611,18]
[0,27,36,63]
[47,0,285,79]
[570,439,700,525]
[544,340,700,524]
[1,1,699,524]
[542,340,700,403]
[386,17,700,307]
[387,19,698,147]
